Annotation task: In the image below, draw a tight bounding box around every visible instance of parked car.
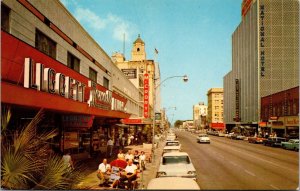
[263,137,287,147]
[197,134,210,143]
[281,139,299,151]
[162,145,181,155]
[248,136,267,144]
[166,135,176,141]
[147,177,200,190]
[156,152,197,180]
[218,132,225,137]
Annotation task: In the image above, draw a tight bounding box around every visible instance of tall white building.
[193,102,208,130]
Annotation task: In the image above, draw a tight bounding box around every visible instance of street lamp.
[151,75,188,162]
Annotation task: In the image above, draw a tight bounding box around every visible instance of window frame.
[35,29,57,59]
[67,52,80,72]
[1,3,11,32]
[89,67,97,83]
[103,76,109,89]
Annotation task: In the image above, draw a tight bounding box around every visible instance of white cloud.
[74,7,107,30]
[72,6,137,43]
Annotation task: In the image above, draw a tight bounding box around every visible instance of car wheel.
[282,146,286,149]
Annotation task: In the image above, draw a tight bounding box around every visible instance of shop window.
[103,77,109,89]
[89,67,97,82]
[35,29,56,59]
[67,52,80,72]
[1,4,10,32]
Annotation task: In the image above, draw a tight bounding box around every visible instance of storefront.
[1,31,130,159]
[283,116,299,138]
[121,118,153,143]
[210,122,225,131]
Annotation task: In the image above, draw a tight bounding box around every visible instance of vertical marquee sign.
[259,4,265,77]
[144,73,149,118]
[235,79,240,122]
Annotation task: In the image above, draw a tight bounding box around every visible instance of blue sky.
[60,0,242,123]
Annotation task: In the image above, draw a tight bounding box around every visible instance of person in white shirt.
[125,150,134,162]
[111,159,137,189]
[62,150,74,170]
[117,149,125,160]
[97,158,111,186]
[107,138,114,157]
[139,151,146,170]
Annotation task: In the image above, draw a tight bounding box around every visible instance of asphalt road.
[176,131,299,190]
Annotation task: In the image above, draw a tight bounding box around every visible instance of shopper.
[107,138,114,157]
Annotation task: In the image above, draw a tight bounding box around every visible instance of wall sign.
[144,73,149,118]
[260,4,265,77]
[23,57,125,111]
[235,79,240,122]
[121,69,137,79]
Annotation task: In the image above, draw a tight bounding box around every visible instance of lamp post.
[151,75,188,162]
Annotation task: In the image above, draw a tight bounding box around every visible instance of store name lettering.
[23,58,125,111]
[260,5,265,77]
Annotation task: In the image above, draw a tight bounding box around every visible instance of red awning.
[210,123,225,129]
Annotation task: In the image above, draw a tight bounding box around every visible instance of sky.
[60,0,242,124]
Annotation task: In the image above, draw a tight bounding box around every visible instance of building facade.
[223,0,299,136]
[112,35,161,142]
[193,102,208,130]
[1,0,140,159]
[207,88,224,131]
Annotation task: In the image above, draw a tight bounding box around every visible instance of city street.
[177,131,299,190]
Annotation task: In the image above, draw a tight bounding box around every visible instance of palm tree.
[1,108,87,189]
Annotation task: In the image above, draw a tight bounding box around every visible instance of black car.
[263,137,287,147]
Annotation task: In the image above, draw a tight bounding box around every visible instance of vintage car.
[165,140,181,149]
[197,134,210,143]
[157,152,197,180]
[248,136,267,144]
[162,145,181,155]
[263,137,287,147]
[281,139,299,151]
[147,177,200,190]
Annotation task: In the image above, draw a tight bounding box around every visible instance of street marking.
[212,140,297,174]
[270,184,280,190]
[244,169,256,177]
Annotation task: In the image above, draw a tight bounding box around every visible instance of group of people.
[97,149,147,189]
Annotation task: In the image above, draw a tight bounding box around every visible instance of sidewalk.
[76,141,164,190]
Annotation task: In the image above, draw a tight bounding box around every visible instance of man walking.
[107,138,114,157]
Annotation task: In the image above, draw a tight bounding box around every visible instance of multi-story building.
[193,102,208,130]
[223,0,299,137]
[1,0,140,159]
[207,88,225,131]
[112,35,161,141]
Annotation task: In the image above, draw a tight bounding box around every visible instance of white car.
[147,177,200,190]
[197,134,210,143]
[166,135,176,141]
[156,152,197,180]
[162,145,181,155]
[165,140,181,149]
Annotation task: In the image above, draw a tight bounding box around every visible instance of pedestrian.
[111,159,138,189]
[135,135,138,145]
[115,138,120,151]
[265,132,269,138]
[107,138,114,157]
[97,158,111,187]
[130,134,134,145]
[62,150,74,170]
[133,150,140,166]
[122,136,126,147]
[125,150,134,162]
[139,151,146,170]
[117,149,125,160]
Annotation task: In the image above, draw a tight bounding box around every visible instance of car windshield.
[166,142,180,146]
[163,156,190,165]
[199,135,208,137]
